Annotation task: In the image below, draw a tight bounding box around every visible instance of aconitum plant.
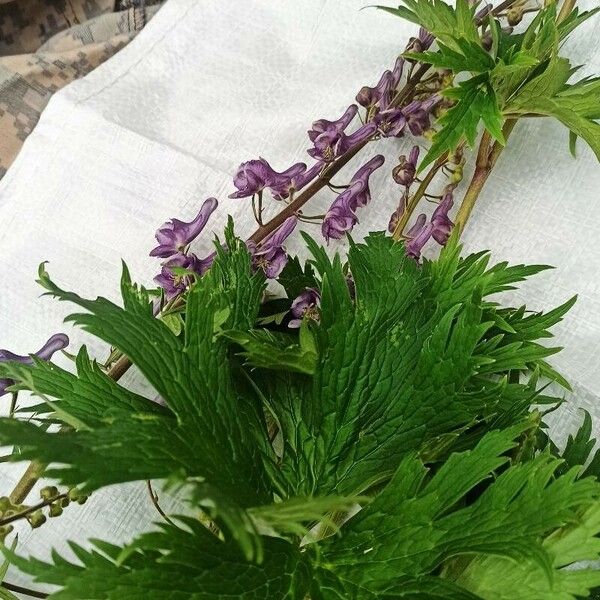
[0,1,599,598]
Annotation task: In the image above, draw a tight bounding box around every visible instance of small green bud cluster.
[67,487,89,505]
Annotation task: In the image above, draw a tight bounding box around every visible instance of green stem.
[9,461,45,505]
[1,581,48,599]
[391,155,448,240]
[454,119,517,234]
[557,0,577,24]
[0,493,67,527]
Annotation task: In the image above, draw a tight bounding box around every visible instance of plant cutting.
[0,0,599,598]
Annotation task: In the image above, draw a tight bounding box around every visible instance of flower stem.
[391,155,448,240]
[557,0,577,24]
[454,119,517,234]
[1,581,48,599]
[146,480,174,525]
[0,493,67,526]
[9,461,45,505]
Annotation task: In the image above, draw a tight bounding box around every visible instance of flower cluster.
[150,197,218,300]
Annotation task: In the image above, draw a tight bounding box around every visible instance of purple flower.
[393,146,420,187]
[356,70,394,110]
[271,162,324,201]
[431,191,454,245]
[356,57,405,112]
[404,27,435,57]
[321,187,360,243]
[154,253,206,300]
[404,97,439,137]
[375,108,407,138]
[405,214,433,260]
[288,288,321,328]
[347,155,385,210]
[0,333,69,396]
[308,105,377,162]
[336,122,378,157]
[229,159,306,200]
[251,217,297,279]
[309,105,357,144]
[392,57,405,85]
[150,197,218,258]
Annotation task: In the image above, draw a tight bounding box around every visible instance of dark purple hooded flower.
[405,214,433,260]
[251,217,297,279]
[309,105,357,145]
[388,199,406,234]
[229,158,306,199]
[431,191,454,245]
[375,107,407,138]
[391,57,405,89]
[404,27,435,57]
[0,333,69,396]
[393,146,420,187]
[347,155,385,210]
[356,57,405,111]
[308,105,375,162]
[321,183,362,242]
[271,162,324,201]
[356,71,394,110]
[288,288,321,328]
[150,197,218,258]
[404,96,439,137]
[154,253,206,301]
[335,122,378,157]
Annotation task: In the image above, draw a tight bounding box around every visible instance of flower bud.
[393,157,416,187]
[27,510,46,529]
[49,503,64,518]
[0,524,14,542]
[40,485,59,500]
[449,164,464,185]
[68,487,88,504]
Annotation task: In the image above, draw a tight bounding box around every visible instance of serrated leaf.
[377,0,479,52]
[421,77,504,170]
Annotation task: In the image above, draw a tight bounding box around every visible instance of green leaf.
[224,329,317,375]
[277,256,318,299]
[321,422,599,596]
[1,518,312,600]
[405,39,495,74]
[421,77,504,170]
[377,0,479,52]
[557,6,600,41]
[0,230,588,598]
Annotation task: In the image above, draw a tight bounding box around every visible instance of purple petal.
[150,197,218,257]
[406,222,433,259]
[35,334,70,361]
[336,122,377,156]
[406,213,427,238]
[265,216,298,249]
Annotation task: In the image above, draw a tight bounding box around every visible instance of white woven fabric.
[0,0,599,588]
